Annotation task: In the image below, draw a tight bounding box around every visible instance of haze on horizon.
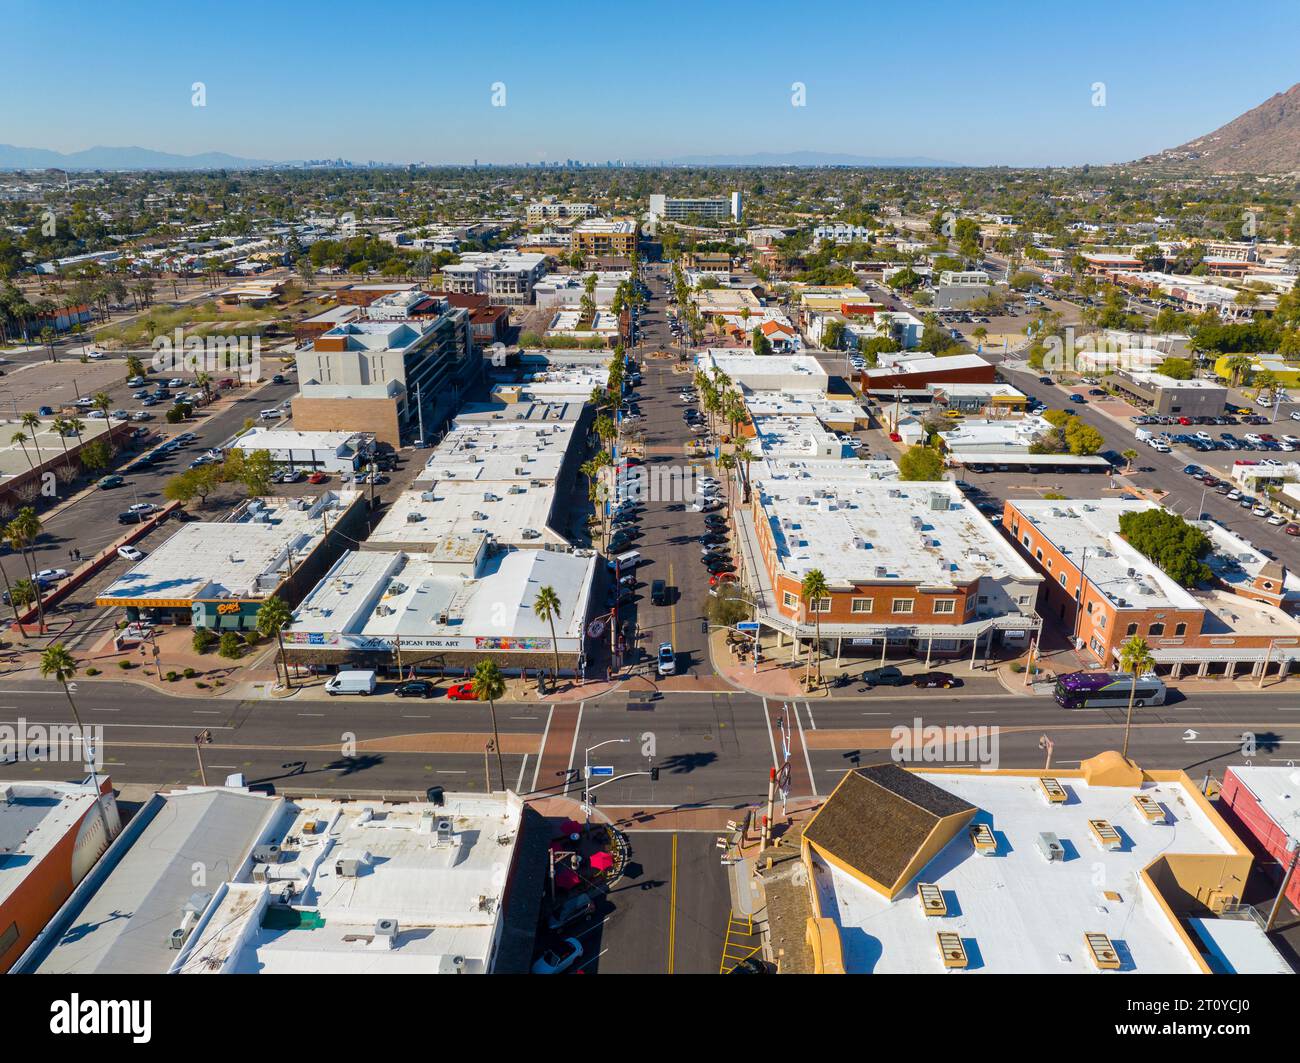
[5,0,1300,168]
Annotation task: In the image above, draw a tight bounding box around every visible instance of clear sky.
[5,0,1300,167]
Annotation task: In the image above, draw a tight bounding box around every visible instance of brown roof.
[803,764,974,890]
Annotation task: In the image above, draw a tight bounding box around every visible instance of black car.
[861,666,907,687]
[394,680,436,699]
[701,531,728,546]
[912,671,962,689]
[650,579,669,606]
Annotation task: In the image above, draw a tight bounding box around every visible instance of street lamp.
[194,729,213,786]
[1265,834,1299,933]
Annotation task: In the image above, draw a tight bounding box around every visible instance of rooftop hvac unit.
[1036,832,1065,861]
[910,515,923,531]
[406,511,424,523]
[420,490,435,502]
[252,843,281,864]
[335,857,362,877]
[888,488,901,498]
[874,566,887,578]
[438,954,467,974]
[929,492,948,512]
[371,918,398,950]
[437,612,449,625]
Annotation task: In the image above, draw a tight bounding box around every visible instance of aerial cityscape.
[3,0,1300,1029]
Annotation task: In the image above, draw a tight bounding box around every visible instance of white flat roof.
[415,421,576,485]
[172,793,523,975]
[815,771,1236,974]
[98,493,360,604]
[1224,767,1300,843]
[754,457,899,483]
[1188,917,1292,974]
[288,547,595,652]
[372,481,562,548]
[233,428,365,455]
[756,479,1035,587]
[751,414,841,459]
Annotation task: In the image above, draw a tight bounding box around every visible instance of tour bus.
[1053,670,1167,709]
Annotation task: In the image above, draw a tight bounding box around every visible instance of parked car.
[531,937,583,975]
[34,568,70,582]
[394,679,436,699]
[117,545,144,561]
[307,472,329,484]
[98,475,125,489]
[657,642,676,677]
[546,890,598,932]
[324,670,377,697]
[446,682,478,701]
[912,671,962,689]
[861,666,907,688]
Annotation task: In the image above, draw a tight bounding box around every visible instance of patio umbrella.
[589,851,615,873]
[559,818,582,837]
[554,867,581,891]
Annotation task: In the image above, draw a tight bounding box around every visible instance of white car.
[117,545,144,562]
[86,350,106,360]
[167,378,186,387]
[657,642,677,677]
[34,568,70,582]
[1267,513,1287,526]
[127,502,157,514]
[531,937,583,975]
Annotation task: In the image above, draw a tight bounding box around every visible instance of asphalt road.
[3,679,1298,799]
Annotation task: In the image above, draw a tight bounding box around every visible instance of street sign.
[736,622,759,632]
[588,765,614,777]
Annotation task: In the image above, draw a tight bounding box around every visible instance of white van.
[324,670,377,696]
[260,408,281,421]
[607,550,640,571]
[1134,428,1153,442]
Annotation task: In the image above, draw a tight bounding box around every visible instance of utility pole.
[1264,837,1299,932]
[195,729,212,786]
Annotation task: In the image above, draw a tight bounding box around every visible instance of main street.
[2,677,1297,805]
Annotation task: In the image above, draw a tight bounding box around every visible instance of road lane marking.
[516,754,529,792]
[762,698,779,769]
[566,702,584,776]
[532,705,553,792]
[795,701,817,798]
[667,832,678,975]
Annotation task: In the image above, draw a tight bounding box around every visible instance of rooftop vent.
[1039,777,1068,805]
[1035,832,1064,862]
[968,822,997,856]
[1084,932,1121,970]
[917,882,947,917]
[1088,818,1122,851]
[937,931,968,969]
[1131,794,1167,825]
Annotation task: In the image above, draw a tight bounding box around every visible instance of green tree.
[1064,419,1104,456]
[532,585,563,692]
[898,445,945,481]
[471,659,507,791]
[1119,636,1155,760]
[20,412,43,465]
[218,631,242,660]
[1117,509,1212,587]
[256,595,295,689]
[1158,357,1194,380]
[800,569,829,687]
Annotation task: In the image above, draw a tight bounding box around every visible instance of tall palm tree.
[532,585,563,692]
[19,412,43,465]
[0,553,27,637]
[1119,636,1155,760]
[800,569,830,687]
[256,595,295,689]
[733,444,755,503]
[471,659,507,791]
[51,417,72,460]
[7,507,46,631]
[39,644,114,840]
[594,414,616,458]
[66,417,86,447]
[92,391,112,426]
[10,431,34,471]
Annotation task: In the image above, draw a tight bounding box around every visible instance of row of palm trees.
[693,365,755,502]
[1,506,50,634]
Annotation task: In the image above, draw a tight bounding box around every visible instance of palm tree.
[1225,354,1252,388]
[1121,448,1137,473]
[20,412,43,465]
[39,644,114,840]
[533,585,563,692]
[733,444,755,503]
[594,414,617,457]
[7,507,46,631]
[256,595,295,689]
[196,371,213,404]
[471,659,507,791]
[92,391,112,424]
[718,451,737,506]
[10,431,34,471]
[50,417,72,460]
[0,552,27,637]
[125,355,145,380]
[66,417,85,447]
[1119,636,1155,760]
[800,569,830,687]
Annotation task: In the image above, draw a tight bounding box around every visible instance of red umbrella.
[589,851,615,872]
[554,867,581,890]
[559,819,582,837]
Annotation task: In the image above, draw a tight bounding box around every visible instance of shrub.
[165,670,179,682]
[195,681,208,689]
[192,627,216,654]
[85,666,101,676]
[118,659,134,670]
[1009,662,1024,673]
[183,667,197,678]
[218,632,242,660]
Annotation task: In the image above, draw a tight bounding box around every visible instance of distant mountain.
[652,150,962,168]
[0,143,274,171]
[1142,82,1300,173]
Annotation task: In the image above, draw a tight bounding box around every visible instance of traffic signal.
[650,766,660,781]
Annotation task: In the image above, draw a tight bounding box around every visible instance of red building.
[1219,766,1300,911]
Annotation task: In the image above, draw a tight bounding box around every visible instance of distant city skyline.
[5,0,1300,168]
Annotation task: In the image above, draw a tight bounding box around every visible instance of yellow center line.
[667,831,678,974]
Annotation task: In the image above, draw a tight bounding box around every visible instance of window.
[1059,573,1068,587]
[1149,622,1165,637]
[851,598,873,614]
[1046,558,1053,570]
[1035,549,1043,562]
[933,599,956,614]
[891,598,914,615]
[810,597,831,614]
[1098,614,1107,630]
[1125,623,1138,636]
[1174,622,1186,636]
[782,591,798,609]
[1022,534,1031,548]
[978,596,988,605]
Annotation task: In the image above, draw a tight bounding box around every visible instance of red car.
[447,682,478,700]
[1286,524,1300,537]
[308,472,329,484]
[888,432,902,443]
[710,571,737,587]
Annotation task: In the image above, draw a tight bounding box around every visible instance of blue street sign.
[588,766,614,777]
[736,622,759,632]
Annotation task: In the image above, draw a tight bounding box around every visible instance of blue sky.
[5,0,1300,166]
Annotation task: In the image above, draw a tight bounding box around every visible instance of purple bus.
[1053,671,1166,709]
